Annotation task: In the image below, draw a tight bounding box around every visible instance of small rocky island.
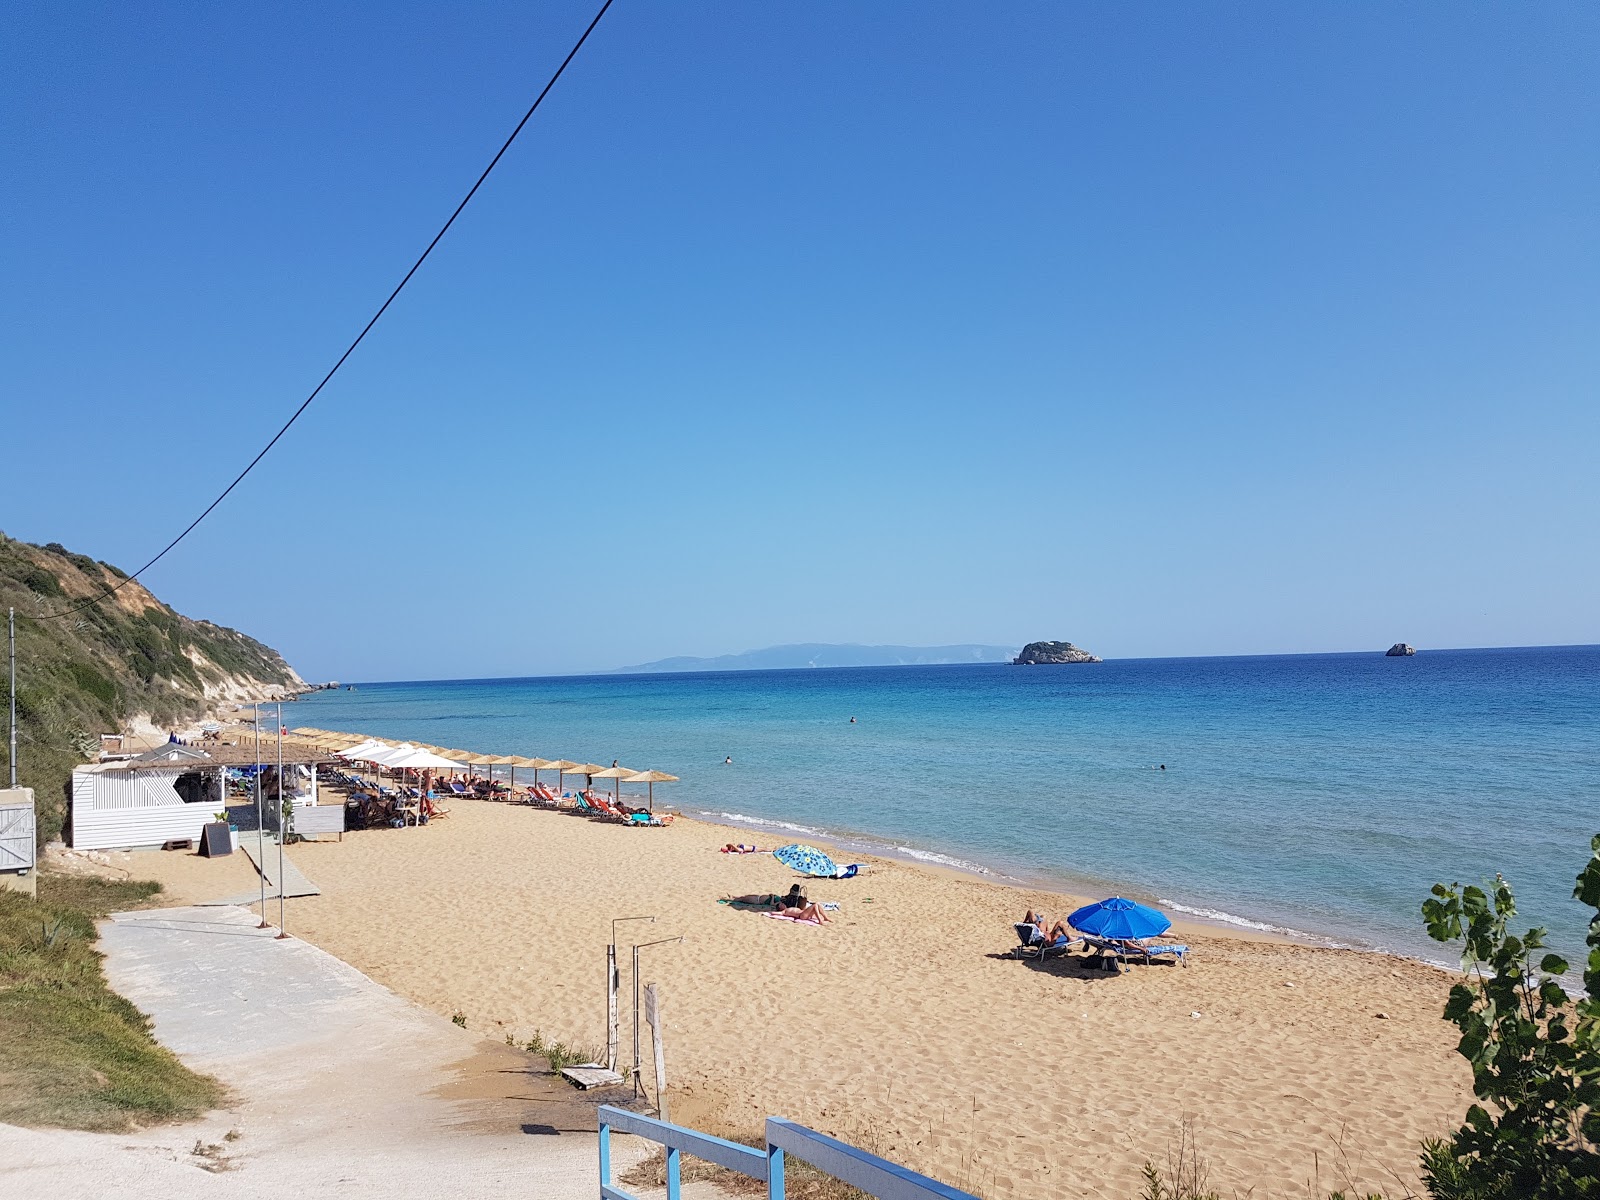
[1013,641,1103,665]
[1386,643,1417,657]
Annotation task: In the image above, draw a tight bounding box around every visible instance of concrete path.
[0,906,649,1199]
[224,839,320,900]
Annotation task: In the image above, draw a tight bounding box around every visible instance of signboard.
[200,820,233,858]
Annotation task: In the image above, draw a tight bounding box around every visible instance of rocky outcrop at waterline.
[1386,643,1417,657]
[1012,641,1102,665]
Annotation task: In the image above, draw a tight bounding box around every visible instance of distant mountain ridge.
[614,643,1020,674]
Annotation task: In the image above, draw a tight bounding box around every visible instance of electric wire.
[32,0,616,620]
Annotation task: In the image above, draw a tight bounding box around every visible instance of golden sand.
[134,797,1472,1199]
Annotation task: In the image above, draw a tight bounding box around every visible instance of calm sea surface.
[293,646,1600,964]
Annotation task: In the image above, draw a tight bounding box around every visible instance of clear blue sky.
[4,3,1596,680]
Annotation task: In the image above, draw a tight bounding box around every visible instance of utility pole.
[255,702,268,928]
[275,702,287,938]
[8,608,16,788]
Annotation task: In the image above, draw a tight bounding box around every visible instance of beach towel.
[765,911,825,927]
[834,864,860,879]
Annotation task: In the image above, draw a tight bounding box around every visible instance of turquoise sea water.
[293,646,1600,964]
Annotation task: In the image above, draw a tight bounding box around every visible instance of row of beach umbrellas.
[282,728,679,812]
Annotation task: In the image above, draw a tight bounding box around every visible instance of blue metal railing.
[598,1105,978,1200]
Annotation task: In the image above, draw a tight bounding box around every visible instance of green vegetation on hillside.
[0,872,224,1130]
[0,532,301,843]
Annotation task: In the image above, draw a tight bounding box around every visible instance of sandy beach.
[127,794,1472,1199]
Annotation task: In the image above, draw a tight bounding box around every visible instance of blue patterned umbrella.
[1068,897,1172,940]
[774,843,839,877]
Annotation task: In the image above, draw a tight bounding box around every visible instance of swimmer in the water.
[724,756,733,764]
[849,716,856,724]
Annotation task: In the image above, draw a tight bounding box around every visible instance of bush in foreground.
[1419,835,1600,1197]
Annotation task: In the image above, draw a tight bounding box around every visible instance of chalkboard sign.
[199,821,233,858]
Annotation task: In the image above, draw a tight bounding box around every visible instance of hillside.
[614,642,1019,673]
[0,532,303,843]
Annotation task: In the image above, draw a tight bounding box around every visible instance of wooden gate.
[0,801,36,873]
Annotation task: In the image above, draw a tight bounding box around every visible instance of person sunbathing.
[774,901,831,924]
[723,884,806,911]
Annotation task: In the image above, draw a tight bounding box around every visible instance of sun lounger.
[1013,922,1045,953]
[584,793,629,821]
[626,811,672,827]
[1083,936,1189,971]
[1012,924,1080,960]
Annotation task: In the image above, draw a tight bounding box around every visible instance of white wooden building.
[70,742,329,851]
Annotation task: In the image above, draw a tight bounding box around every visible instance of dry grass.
[1138,1116,1413,1200]
[0,870,224,1131]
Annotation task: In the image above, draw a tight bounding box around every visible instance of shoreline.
[233,712,1454,970]
[682,806,1303,948]
[690,804,1469,970]
[121,790,1472,1199]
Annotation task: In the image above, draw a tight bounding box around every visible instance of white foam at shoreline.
[1162,900,1307,937]
[891,845,996,876]
[705,810,828,837]
[694,809,1014,880]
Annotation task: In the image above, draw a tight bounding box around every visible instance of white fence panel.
[293,804,345,839]
[0,803,34,871]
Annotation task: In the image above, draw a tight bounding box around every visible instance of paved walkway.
[0,906,646,1199]
[218,838,320,901]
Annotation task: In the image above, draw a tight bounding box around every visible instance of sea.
[292,645,1600,967]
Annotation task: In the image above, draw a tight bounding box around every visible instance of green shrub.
[1420,836,1600,1197]
[20,567,63,597]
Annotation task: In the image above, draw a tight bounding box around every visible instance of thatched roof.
[96,743,336,771]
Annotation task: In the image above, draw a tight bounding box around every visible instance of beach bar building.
[70,742,334,851]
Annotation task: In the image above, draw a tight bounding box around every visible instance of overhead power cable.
[34,0,617,620]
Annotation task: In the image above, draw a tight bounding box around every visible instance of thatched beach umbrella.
[543,760,582,792]
[568,764,606,792]
[589,765,634,807]
[621,769,677,814]
[478,754,521,793]
[516,757,554,788]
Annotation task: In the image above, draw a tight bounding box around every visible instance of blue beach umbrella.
[1068,897,1172,940]
[774,843,839,878]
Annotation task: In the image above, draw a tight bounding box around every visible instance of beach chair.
[1012,922,1046,956]
[626,811,672,827]
[420,794,451,820]
[598,796,641,823]
[1013,924,1080,960]
[1083,936,1189,971]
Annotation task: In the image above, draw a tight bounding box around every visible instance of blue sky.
[4,3,1596,680]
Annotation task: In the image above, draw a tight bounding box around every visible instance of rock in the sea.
[1013,641,1103,665]
[1385,643,1416,657]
